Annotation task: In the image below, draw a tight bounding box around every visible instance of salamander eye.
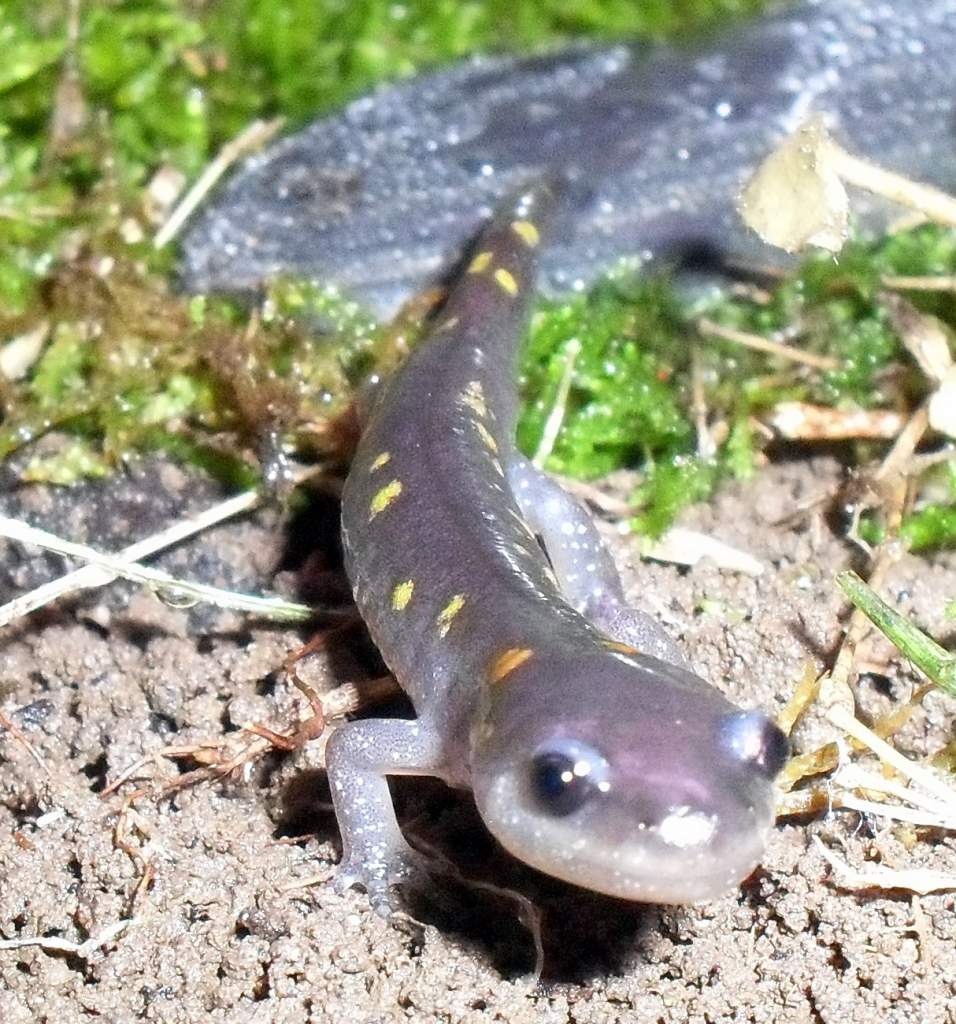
[722,711,790,780]
[529,740,610,817]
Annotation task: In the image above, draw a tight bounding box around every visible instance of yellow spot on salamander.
[391,579,415,611]
[438,316,460,332]
[488,646,534,684]
[475,420,499,453]
[493,268,518,296]
[490,457,505,477]
[468,251,493,274]
[369,452,391,472]
[460,380,487,418]
[603,640,642,656]
[511,220,540,248]
[369,479,402,520]
[437,594,466,637]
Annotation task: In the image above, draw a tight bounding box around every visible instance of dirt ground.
[1,451,955,1023]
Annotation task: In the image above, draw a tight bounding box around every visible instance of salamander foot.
[333,841,433,917]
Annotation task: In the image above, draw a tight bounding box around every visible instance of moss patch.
[4,0,956,547]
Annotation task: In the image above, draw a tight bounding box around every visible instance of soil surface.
[1,452,955,1023]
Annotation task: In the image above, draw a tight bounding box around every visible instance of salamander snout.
[720,710,790,780]
[471,652,789,904]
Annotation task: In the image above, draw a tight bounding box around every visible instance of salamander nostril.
[723,711,790,779]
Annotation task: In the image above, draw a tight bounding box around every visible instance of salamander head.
[470,647,788,903]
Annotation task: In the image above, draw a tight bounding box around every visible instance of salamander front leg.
[508,454,689,668]
[324,716,447,915]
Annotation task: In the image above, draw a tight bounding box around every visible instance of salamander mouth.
[508,816,772,903]
[475,761,777,904]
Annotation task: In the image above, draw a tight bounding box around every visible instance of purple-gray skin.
[334,183,789,915]
[181,0,956,321]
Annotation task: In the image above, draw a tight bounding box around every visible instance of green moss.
[0,133,72,314]
[0,0,955,549]
[723,414,757,480]
[900,506,956,552]
[631,456,718,537]
[8,0,766,500]
[549,226,956,536]
[518,277,693,479]
[22,439,111,485]
[855,514,885,549]
[0,24,65,95]
[81,4,209,179]
[199,0,765,142]
[30,323,91,407]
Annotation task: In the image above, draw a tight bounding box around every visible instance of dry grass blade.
[0,514,312,624]
[0,708,52,776]
[883,274,956,293]
[825,142,956,229]
[532,336,582,467]
[154,116,285,249]
[0,919,132,958]
[0,489,263,624]
[815,838,956,895]
[697,317,840,370]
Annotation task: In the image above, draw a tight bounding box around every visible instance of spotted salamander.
[182,0,956,321]
[333,183,789,913]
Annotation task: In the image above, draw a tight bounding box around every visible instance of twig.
[114,794,156,912]
[0,709,52,776]
[823,140,956,230]
[0,919,132,958]
[154,116,285,249]
[279,870,335,893]
[826,702,956,809]
[837,570,956,699]
[871,404,930,483]
[0,515,312,624]
[834,791,956,831]
[305,675,399,721]
[532,337,581,467]
[835,762,954,817]
[0,489,262,624]
[815,838,956,894]
[101,675,397,797]
[883,274,956,294]
[767,401,905,441]
[690,344,717,459]
[557,476,633,517]
[697,317,840,371]
[906,446,956,476]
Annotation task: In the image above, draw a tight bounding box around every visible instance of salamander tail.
[436,179,560,343]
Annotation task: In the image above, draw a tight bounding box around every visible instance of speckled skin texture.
[182,0,956,319]
[333,186,787,913]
